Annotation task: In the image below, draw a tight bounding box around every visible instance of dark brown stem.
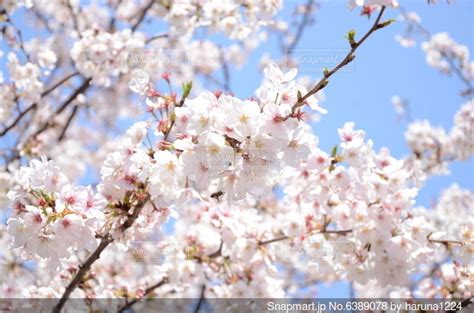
[146,33,168,44]
[194,284,206,313]
[259,235,289,246]
[32,78,92,139]
[0,104,36,137]
[57,104,79,141]
[0,72,79,137]
[66,1,82,38]
[42,71,80,97]
[52,193,151,313]
[207,240,224,259]
[428,237,464,246]
[131,0,155,32]
[52,236,113,313]
[285,0,315,55]
[289,6,388,116]
[259,228,353,246]
[220,49,231,92]
[117,277,169,313]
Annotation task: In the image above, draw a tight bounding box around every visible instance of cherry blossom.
[0,1,472,311]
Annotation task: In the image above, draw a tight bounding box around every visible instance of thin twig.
[42,71,80,97]
[117,277,169,313]
[219,48,231,92]
[399,6,473,95]
[285,0,316,55]
[131,0,155,32]
[259,235,289,246]
[0,104,36,137]
[259,228,353,246]
[32,78,92,138]
[66,1,82,38]
[52,193,151,313]
[289,6,389,116]
[5,17,31,61]
[52,236,113,313]
[428,237,464,246]
[146,33,168,44]
[0,71,79,137]
[57,104,79,141]
[194,285,206,313]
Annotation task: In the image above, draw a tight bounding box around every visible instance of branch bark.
[259,228,353,246]
[0,71,79,137]
[117,277,169,313]
[52,193,151,313]
[289,6,389,116]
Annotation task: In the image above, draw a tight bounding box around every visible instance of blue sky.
[1,0,473,298]
[221,0,474,207]
[205,0,473,296]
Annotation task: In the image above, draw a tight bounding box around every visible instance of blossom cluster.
[404,100,474,177]
[422,33,474,80]
[148,0,283,40]
[348,0,399,10]
[71,29,146,86]
[1,0,472,307]
[6,53,43,106]
[279,122,433,289]
[6,158,106,266]
[412,184,473,298]
[127,62,326,204]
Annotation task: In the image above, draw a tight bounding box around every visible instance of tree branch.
[52,193,151,313]
[117,277,169,313]
[52,236,113,313]
[289,6,389,116]
[57,104,80,141]
[146,33,168,44]
[0,71,79,138]
[32,78,92,139]
[285,0,316,55]
[259,228,353,246]
[194,284,206,313]
[131,0,155,32]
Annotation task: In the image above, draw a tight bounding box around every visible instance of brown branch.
[145,33,168,44]
[323,229,353,235]
[220,49,231,92]
[0,104,36,137]
[52,236,113,313]
[289,6,389,116]
[41,71,80,97]
[259,228,353,246]
[66,1,82,38]
[0,72,79,138]
[207,240,224,259]
[5,16,31,61]
[131,0,155,32]
[441,51,473,94]
[427,237,464,246]
[117,277,169,313]
[120,194,151,232]
[57,104,79,141]
[194,284,206,313]
[259,235,289,246]
[285,0,316,55]
[399,6,472,95]
[52,193,151,313]
[32,78,92,139]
